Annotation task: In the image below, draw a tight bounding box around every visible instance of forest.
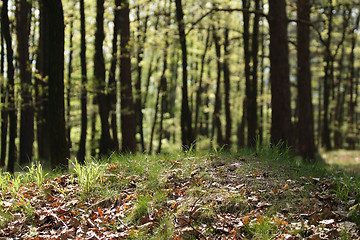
[1,0,360,172]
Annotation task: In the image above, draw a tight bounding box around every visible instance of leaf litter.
[0,154,359,239]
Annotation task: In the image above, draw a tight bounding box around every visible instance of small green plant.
[0,172,11,196]
[129,195,152,223]
[244,215,278,239]
[26,161,48,189]
[10,174,24,197]
[72,158,106,194]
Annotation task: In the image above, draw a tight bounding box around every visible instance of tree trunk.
[268,0,292,147]
[66,14,73,152]
[119,0,136,152]
[212,27,224,148]
[95,0,113,155]
[35,0,50,161]
[346,13,360,149]
[0,26,7,167]
[108,0,120,151]
[2,0,16,173]
[149,78,161,154]
[248,0,260,147]
[223,28,231,150]
[175,0,194,150]
[194,28,210,139]
[77,0,88,163]
[135,6,148,152]
[157,3,170,154]
[322,1,333,150]
[297,0,315,160]
[17,0,34,166]
[43,0,69,169]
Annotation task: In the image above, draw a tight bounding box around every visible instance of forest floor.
[0,149,360,239]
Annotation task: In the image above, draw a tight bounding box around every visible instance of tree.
[2,0,16,173]
[268,0,292,146]
[119,0,136,152]
[17,0,34,166]
[94,0,115,155]
[297,0,315,160]
[212,26,224,148]
[175,0,195,150]
[0,2,8,168]
[223,28,232,150]
[77,0,88,163]
[249,0,260,147]
[108,0,121,152]
[42,0,69,169]
[35,0,50,160]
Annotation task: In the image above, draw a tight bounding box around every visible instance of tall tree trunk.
[194,28,210,138]
[66,14,73,151]
[77,0,88,162]
[268,0,292,147]
[212,27,224,148]
[346,13,360,150]
[157,21,169,154]
[108,0,120,151]
[248,0,260,147]
[35,0,50,160]
[17,0,34,166]
[259,15,265,145]
[43,0,69,169]
[2,0,16,173]
[243,0,250,147]
[297,0,315,160]
[149,78,161,154]
[0,3,8,167]
[135,6,148,152]
[322,0,333,150]
[95,0,113,155]
[175,0,194,150]
[223,28,231,150]
[119,0,136,152]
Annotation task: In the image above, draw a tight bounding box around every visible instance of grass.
[0,147,359,238]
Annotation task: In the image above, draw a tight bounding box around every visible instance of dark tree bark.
[35,0,50,160]
[17,0,34,166]
[346,13,360,149]
[2,0,16,173]
[248,0,260,147]
[268,0,292,147]
[42,0,69,169]
[108,0,120,151]
[223,28,231,150]
[297,0,315,160]
[212,27,224,148]
[333,45,345,149]
[149,77,161,154]
[119,0,136,152]
[322,1,334,150]
[243,0,250,147]
[0,4,8,167]
[157,3,170,154]
[135,6,148,152]
[77,0,88,163]
[175,0,194,150]
[194,28,210,139]
[259,16,265,145]
[66,14,73,151]
[95,0,114,155]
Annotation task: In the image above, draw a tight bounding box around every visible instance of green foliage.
[71,158,106,194]
[25,162,48,189]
